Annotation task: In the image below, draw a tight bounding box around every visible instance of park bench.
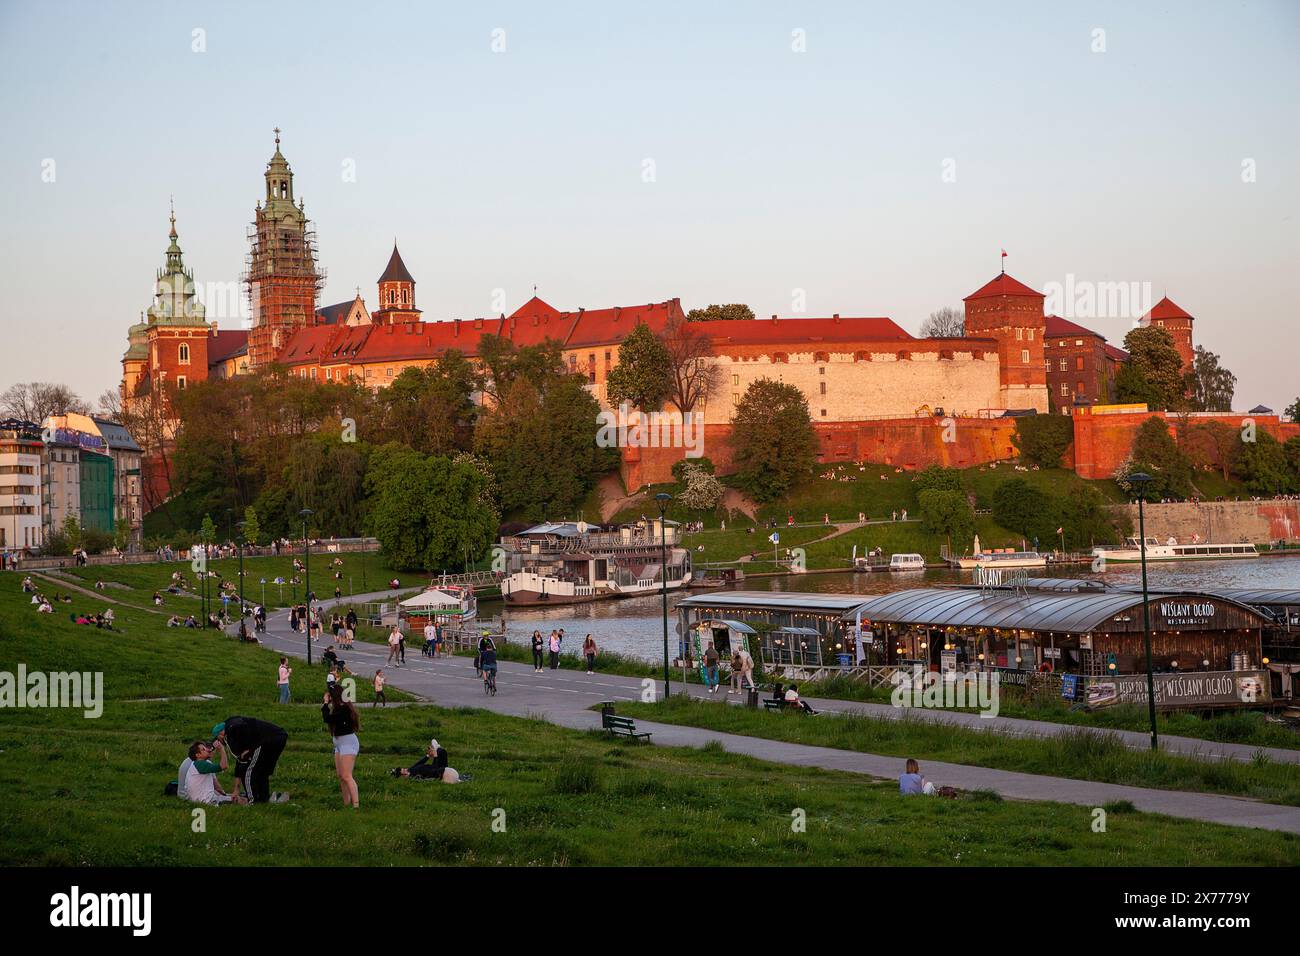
[599,701,652,740]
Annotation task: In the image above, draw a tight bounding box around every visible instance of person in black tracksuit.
[215,716,288,805]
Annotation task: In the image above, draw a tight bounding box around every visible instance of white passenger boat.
[1092,536,1259,564]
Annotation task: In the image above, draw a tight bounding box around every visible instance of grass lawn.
[615,696,1300,806]
[50,551,412,611]
[2,571,1295,866]
[783,674,1300,752]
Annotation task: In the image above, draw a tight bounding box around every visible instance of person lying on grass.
[392,738,463,783]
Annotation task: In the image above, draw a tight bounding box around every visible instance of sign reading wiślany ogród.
[1086,670,1269,710]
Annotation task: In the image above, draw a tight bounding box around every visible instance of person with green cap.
[212,716,289,805]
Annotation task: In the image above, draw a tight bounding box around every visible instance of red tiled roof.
[691,315,912,346]
[1145,296,1193,321]
[207,329,248,365]
[354,319,505,364]
[1103,342,1129,363]
[964,272,1044,301]
[1044,314,1104,340]
[501,297,681,349]
[316,300,355,325]
[277,326,351,366]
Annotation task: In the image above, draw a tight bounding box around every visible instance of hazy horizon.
[1,0,1296,412]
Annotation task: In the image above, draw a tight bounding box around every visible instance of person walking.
[531,631,545,672]
[738,646,756,693]
[548,630,562,670]
[322,684,361,808]
[582,634,598,675]
[397,628,407,666]
[277,658,292,704]
[729,651,744,694]
[373,669,387,707]
[423,620,436,657]
[703,641,720,693]
[386,626,402,667]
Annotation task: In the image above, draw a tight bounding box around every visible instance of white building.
[0,419,45,553]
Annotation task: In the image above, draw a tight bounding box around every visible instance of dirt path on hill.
[29,571,170,617]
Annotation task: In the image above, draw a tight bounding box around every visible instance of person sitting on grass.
[899,758,936,796]
[182,740,243,806]
[167,615,182,627]
[393,738,463,783]
[783,684,818,715]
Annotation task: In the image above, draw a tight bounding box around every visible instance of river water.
[486,555,1300,663]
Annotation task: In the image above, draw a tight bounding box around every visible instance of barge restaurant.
[676,583,1286,706]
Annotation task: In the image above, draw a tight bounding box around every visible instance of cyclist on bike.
[479,636,498,693]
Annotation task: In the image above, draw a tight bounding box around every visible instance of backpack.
[163,780,179,797]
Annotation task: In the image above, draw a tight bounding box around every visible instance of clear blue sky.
[1,0,1296,411]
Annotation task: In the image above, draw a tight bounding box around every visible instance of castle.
[124,131,1271,504]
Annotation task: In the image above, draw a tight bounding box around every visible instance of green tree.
[1115,417,1194,500]
[1011,415,1075,467]
[604,322,673,410]
[1116,326,1185,410]
[991,478,1054,542]
[917,488,974,550]
[1284,397,1300,424]
[241,506,261,546]
[475,374,615,519]
[112,522,131,553]
[61,514,82,550]
[730,378,819,503]
[1188,420,1241,481]
[1237,431,1297,496]
[1183,346,1236,412]
[199,513,217,543]
[685,303,755,323]
[364,444,499,572]
[1057,487,1115,549]
[914,465,964,495]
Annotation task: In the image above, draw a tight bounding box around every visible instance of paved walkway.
[238,592,1300,834]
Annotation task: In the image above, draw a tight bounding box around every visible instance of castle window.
[1016,328,1024,341]
[732,374,739,386]
[403,290,409,305]
[1076,380,1085,394]
[178,344,190,364]
[1059,359,1067,371]
[732,393,740,406]
[854,351,871,362]
[387,368,393,378]
[820,409,827,417]
[771,352,788,363]
[176,376,187,390]
[1027,329,1034,341]
[1021,349,1029,363]
[819,382,827,395]
[897,351,910,361]
[1060,383,1069,396]
[1075,356,1084,370]
[813,351,829,363]
[1075,339,1083,346]
[940,349,953,360]
[972,350,983,360]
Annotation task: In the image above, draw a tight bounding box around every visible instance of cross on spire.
[273,126,281,146]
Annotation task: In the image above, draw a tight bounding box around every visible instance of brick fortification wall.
[620,417,1019,490]
[1071,406,1297,480]
[1124,500,1300,545]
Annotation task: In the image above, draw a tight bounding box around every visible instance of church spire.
[162,201,186,277]
[264,126,297,211]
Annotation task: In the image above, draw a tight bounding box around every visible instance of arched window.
[939,349,953,360]
[178,343,190,364]
[813,351,830,363]
[771,352,788,363]
[854,351,872,362]
[897,350,911,361]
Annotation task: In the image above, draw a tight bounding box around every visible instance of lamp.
[1123,471,1158,752]
[655,492,672,699]
[300,508,314,666]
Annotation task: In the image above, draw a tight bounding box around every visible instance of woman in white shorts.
[322,684,361,807]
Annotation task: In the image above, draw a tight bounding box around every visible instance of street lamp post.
[300,508,314,665]
[1126,472,1159,752]
[235,520,247,639]
[656,493,672,700]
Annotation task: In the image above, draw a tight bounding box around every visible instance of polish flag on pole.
[1000,249,1007,273]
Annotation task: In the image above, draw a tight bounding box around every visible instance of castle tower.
[1142,296,1194,371]
[962,271,1048,412]
[244,129,324,369]
[122,204,211,408]
[370,243,421,325]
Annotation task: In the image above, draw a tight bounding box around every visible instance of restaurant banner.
[1085,670,1270,710]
